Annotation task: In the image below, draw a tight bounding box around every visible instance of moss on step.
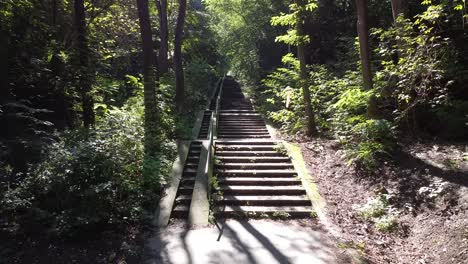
[282,142,326,214]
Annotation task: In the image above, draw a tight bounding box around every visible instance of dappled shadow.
[354,148,467,212]
[145,220,193,264]
[146,218,341,264]
[236,220,291,264]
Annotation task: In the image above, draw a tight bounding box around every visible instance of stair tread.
[173,204,190,211]
[217,163,292,166]
[218,185,304,190]
[217,157,290,161]
[217,169,296,173]
[219,205,313,212]
[220,195,309,201]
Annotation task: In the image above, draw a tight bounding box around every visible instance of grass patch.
[375,215,398,232]
[356,194,398,233]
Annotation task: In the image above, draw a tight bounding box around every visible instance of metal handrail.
[203,75,225,201]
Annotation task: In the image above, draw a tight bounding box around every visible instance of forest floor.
[292,134,468,264]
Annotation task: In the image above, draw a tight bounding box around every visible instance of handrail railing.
[205,75,224,202]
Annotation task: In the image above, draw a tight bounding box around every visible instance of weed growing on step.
[337,241,365,251]
[309,211,318,219]
[273,143,289,156]
[271,211,290,220]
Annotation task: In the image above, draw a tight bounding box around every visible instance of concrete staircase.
[212,78,312,218]
[164,77,312,223]
[198,111,212,139]
[171,141,202,218]
[214,140,312,217]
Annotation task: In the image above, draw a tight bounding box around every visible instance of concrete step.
[215,151,283,157]
[217,195,311,206]
[217,185,305,195]
[218,131,269,134]
[175,194,192,205]
[216,169,297,177]
[189,150,201,155]
[185,162,199,168]
[172,204,190,218]
[217,177,301,185]
[216,129,269,132]
[186,157,201,163]
[219,124,266,127]
[219,125,267,129]
[180,177,195,184]
[216,140,277,145]
[216,145,276,151]
[183,169,197,176]
[216,205,313,218]
[220,110,256,113]
[178,186,194,195]
[218,134,270,137]
[219,121,265,123]
[219,135,271,139]
[219,114,260,116]
[217,157,290,163]
[216,163,294,169]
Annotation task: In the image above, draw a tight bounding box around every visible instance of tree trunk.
[355,0,379,118]
[296,0,318,137]
[0,25,9,104]
[391,0,407,22]
[136,0,160,156]
[174,0,187,112]
[355,0,372,91]
[74,0,95,128]
[155,0,169,74]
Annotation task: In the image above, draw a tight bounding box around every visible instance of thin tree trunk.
[74,0,95,128]
[355,0,379,118]
[355,0,372,91]
[155,0,169,74]
[136,0,159,156]
[0,25,9,103]
[296,0,317,137]
[174,0,187,112]
[391,0,407,22]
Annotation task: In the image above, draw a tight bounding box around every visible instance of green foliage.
[0,99,175,235]
[375,215,398,232]
[271,0,317,45]
[185,57,218,105]
[271,211,291,219]
[204,0,287,83]
[259,54,304,133]
[357,194,398,233]
[374,14,456,122]
[358,195,388,219]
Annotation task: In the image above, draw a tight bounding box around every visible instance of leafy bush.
[186,57,218,105]
[259,54,303,133]
[328,75,395,170]
[358,194,388,219]
[1,100,175,235]
[373,7,460,134]
[375,215,397,232]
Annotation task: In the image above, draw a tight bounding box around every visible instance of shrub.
[375,215,397,232]
[373,8,460,135]
[0,100,175,235]
[358,195,388,219]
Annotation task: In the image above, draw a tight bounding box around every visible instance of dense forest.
[1,0,467,263]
